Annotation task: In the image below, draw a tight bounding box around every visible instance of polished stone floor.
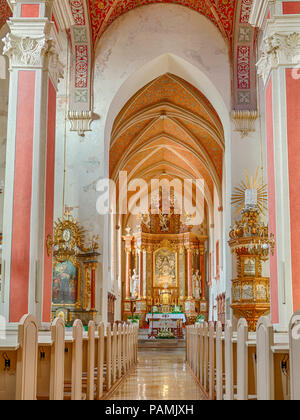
[109,348,205,400]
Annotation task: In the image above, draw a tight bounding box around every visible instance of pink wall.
[286,69,300,311]
[266,78,279,324]
[20,4,40,18]
[43,80,56,323]
[282,2,300,14]
[10,71,35,322]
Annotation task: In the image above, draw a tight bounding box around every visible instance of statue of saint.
[192,270,201,300]
[131,268,139,298]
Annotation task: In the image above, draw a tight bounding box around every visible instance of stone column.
[1,0,63,326]
[251,0,300,329]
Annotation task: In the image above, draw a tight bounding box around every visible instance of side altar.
[122,195,208,324]
[47,213,100,326]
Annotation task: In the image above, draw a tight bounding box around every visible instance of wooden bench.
[0,315,138,400]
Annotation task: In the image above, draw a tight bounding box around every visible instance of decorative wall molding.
[52,0,74,31]
[231,110,258,137]
[68,0,93,135]
[249,0,268,28]
[233,0,257,111]
[257,31,300,85]
[68,110,93,137]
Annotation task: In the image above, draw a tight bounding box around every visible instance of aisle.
[109,348,206,400]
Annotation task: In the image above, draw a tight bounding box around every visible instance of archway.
[108,70,226,324]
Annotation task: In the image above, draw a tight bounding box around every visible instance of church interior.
[0,0,300,401]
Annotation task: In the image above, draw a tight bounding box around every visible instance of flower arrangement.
[157,328,175,339]
[128,314,141,324]
[196,314,205,323]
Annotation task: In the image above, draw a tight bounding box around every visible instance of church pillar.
[1,0,63,326]
[187,248,193,299]
[200,248,208,319]
[125,249,131,299]
[251,0,300,329]
[122,233,133,319]
[138,249,143,298]
[200,251,206,300]
[185,247,196,315]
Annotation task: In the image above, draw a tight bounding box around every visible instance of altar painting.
[153,248,177,288]
[52,260,78,305]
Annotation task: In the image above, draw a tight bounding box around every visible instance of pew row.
[186,312,300,401]
[0,314,138,400]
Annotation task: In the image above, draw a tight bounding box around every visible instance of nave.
[109,349,205,401]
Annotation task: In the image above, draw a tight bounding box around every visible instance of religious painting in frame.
[52,258,80,307]
[153,247,178,288]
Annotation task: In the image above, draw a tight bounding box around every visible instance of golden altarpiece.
[122,198,208,324]
[47,213,100,326]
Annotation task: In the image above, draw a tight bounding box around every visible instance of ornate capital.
[2,19,64,88]
[3,33,49,67]
[257,31,300,85]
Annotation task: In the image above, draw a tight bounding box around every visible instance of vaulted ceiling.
[110,73,224,212]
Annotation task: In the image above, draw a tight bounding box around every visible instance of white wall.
[0,25,9,238]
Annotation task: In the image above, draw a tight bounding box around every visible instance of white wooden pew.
[256,317,274,400]
[208,322,215,400]
[87,321,95,400]
[16,314,39,400]
[215,321,223,401]
[96,322,105,399]
[225,320,235,400]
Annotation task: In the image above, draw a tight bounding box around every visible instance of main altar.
[122,193,208,325]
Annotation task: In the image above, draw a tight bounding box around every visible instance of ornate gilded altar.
[229,172,274,331]
[122,195,208,324]
[47,213,100,326]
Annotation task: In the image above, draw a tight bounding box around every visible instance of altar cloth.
[145,313,186,323]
